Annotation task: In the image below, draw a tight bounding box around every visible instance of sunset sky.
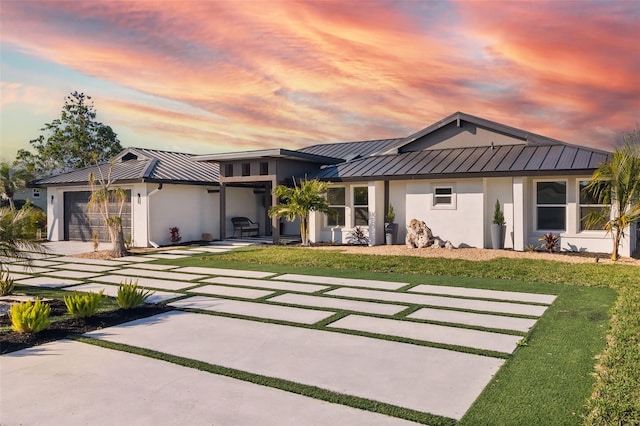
[1,0,638,162]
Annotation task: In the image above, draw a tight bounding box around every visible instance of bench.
[231,217,259,237]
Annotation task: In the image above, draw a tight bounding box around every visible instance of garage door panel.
[64,191,131,242]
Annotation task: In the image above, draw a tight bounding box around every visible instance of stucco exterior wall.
[483,177,514,249]
[405,179,485,248]
[148,184,219,246]
[223,186,260,238]
[13,186,47,211]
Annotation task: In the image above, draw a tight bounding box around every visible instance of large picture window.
[579,181,610,231]
[536,181,566,230]
[353,187,368,226]
[327,187,345,227]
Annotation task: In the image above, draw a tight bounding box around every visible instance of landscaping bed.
[0,301,172,354]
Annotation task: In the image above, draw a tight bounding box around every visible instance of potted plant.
[491,199,506,249]
[385,204,398,245]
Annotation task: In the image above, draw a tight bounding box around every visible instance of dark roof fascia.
[194,149,343,164]
[141,178,219,187]
[31,177,219,188]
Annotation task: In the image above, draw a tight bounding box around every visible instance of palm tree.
[87,162,128,257]
[584,139,640,260]
[268,178,330,246]
[0,161,34,213]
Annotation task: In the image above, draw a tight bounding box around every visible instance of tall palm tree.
[585,140,640,260]
[0,161,34,213]
[268,178,330,246]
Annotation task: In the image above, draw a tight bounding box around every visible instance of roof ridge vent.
[121,152,138,161]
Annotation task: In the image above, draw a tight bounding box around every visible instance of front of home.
[32,112,638,257]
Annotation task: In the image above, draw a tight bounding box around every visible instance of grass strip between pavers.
[74,336,457,426]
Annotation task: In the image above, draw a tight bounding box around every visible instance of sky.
[1,0,639,161]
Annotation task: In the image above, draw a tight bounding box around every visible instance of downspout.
[146,183,163,248]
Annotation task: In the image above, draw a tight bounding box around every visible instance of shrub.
[10,298,51,333]
[493,199,505,225]
[538,232,559,253]
[64,290,104,318]
[117,278,154,309]
[346,226,369,245]
[0,268,15,296]
[169,226,182,244]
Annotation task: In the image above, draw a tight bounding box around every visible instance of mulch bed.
[0,301,172,355]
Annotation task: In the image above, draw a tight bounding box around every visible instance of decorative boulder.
[444,241,455,250]
[406,219,434,249]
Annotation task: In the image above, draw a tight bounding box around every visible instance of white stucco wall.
[484,177,514,249]
[148,184,219,246]
[223,186,260,238]
[406,179,485,248]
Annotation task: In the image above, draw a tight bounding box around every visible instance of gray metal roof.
[298,138,404,160]
[194,148,343,164]
[311,144,611,181]
[32,148,220,187]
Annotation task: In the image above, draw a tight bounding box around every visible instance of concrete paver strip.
[44,270,102,279]
[169,296,334,325]
[88,311,503,420]
[16,276,83,288]
[12,259,62,267]
[124,263,179,271]
[1,340,417,426]
[111,255,156,262]
[174,266,275,279]
[269,293,408,316]
[410,284,557,305]
[202,276,328,293]
[3,272,31,281]
[50,263,117,273]
[188,284,275,299]
[195,247,233,253]
[143,253,188,260]
[62,283,182,304]
[328,314,522,353]
[2,264,53,274]
[408,308,538,333]
[274,273,407,290]
[56,257,128,266]
[159,249,207,255]
[327,288,548,317]
[95,275,194,291]
[113,267,206,281]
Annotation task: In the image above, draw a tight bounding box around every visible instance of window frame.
[352,186,369,227]
[259,162,269,176]
[326,186,346,227]
[224,164,234,177]
[32,188,41,198]
[577,180,610,232]
[241,163,251,177]
[432,184,456,210]
[535,180,567,231]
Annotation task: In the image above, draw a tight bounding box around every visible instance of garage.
[63,191,131,242]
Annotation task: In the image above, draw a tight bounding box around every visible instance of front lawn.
[159,246,639,425]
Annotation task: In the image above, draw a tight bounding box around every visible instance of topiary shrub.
[117,278,154,309]
[64,290,104,318]
[10,298,51,333]
[0,269,15,296]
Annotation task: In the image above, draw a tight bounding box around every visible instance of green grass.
[160,246,639,288]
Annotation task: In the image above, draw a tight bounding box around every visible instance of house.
[197,112,637,257]
[32,113,639,257]
[32,148,230,247]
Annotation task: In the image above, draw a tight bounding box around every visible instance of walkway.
[1,241,557,424]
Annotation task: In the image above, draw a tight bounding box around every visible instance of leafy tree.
[0,206,47,267]
[585,134,640,261]
[0,161,34,212]
[268,178,330,246]
[88,161,128,257]
[17,91,122,175]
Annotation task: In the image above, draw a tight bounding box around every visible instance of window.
[579,180,610,231]
[327,187,345,227]
[260,162,269,176]
[536,181,566,230]
[353,187,368,226]
[224,164,233,177]
[32,188,41,198]
[242,163,251,176]
[433,185,456,209]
